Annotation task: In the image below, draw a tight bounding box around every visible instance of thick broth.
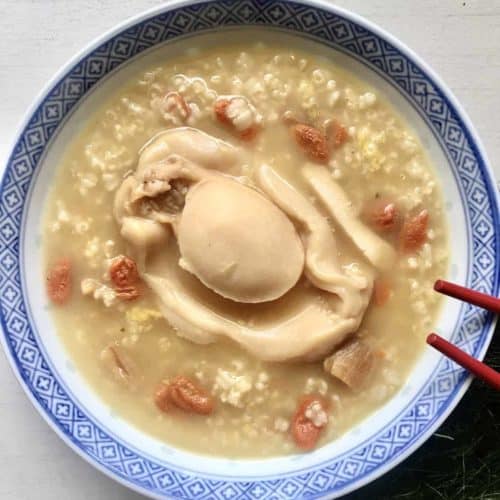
[43,33,448,457]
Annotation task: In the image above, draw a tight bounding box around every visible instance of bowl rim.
[1,0,499,498]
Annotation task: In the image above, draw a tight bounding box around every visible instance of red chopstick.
[434,279,500,314]
[427,333,500,390]
[429,279,500,390]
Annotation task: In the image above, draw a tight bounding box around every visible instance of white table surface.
[0,1,499,498]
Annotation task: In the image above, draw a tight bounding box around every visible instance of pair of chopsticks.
[427,279,500,390]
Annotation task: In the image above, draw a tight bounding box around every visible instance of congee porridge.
[43,32,448,457]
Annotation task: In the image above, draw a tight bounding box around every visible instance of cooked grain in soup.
[43,33,448,457]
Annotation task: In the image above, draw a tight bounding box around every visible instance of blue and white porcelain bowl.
[1,1,499,498]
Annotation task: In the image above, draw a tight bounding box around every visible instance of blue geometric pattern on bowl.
[0,1,498,498]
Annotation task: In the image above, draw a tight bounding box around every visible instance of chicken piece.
[144,267,364,362]
[116,155,220,227]
[136,164,178,199]
[131,156,215,205]
[118,138,306,304]
[120,216,169,249]
[323,337,374,389]
[138,127,239,175]
[256,164,372,317]
[114,131,374,362]
[303,164,396,271]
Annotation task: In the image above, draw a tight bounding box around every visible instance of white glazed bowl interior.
[24,28,465,475]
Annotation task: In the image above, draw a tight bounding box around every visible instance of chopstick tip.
[426,332,438,345]
[434,279,444,292]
